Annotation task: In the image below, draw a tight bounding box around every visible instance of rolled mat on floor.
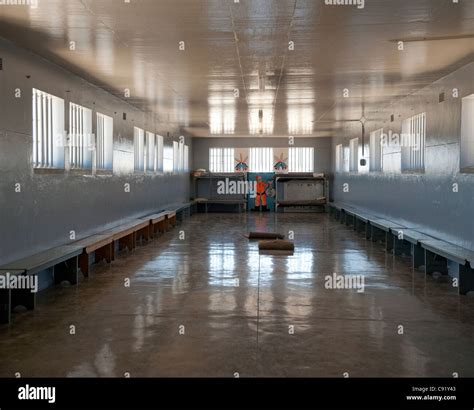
[258,240,295,251]
[247,232,285,239]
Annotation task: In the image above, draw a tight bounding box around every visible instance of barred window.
[32,88,65,168]
[288,147,314,172]
[209,148,234,172]
[96,113,113,170]
[249,147,273,172]
[69,102,93,169]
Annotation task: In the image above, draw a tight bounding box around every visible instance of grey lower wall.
[332,62,474,251]
[0,37,192,265]
[192,137,332,173]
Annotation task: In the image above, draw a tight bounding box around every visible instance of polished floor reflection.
[1,213,474,377]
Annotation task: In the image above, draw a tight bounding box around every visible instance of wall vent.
[439,92,445,103]
[390,114,394,122]
[123,112,127,120]
[0,58,3,70]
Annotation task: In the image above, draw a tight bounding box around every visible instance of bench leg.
[354,219,361,233]
[95,245,112,264]
[0,289,11,324]
[54,256,79,285]
[425,249,448,276]
[118,237,128,252]
[136,229,143,245]
[371,226,385,243]
[11,287,36,311]
[79,252,89,277]
[105,243,113,263]
[138,227,150,243]
[119,235,134,252]
[157,221,165,234]
[394,238,411,256]
[386,232,394,252]
[459,263,474,295]
[412,244,424,269]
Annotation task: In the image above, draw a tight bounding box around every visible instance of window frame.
[401,112,426,173]
[460,94,474,173]
[249,147,273,172]
[288,147,314,173]
[96,112,113,171]
[349,138,359,173]
[335,144,344,173]
[163,144,174,174]
[32,88,65,169]
[209,147,235,173]
[369,128,383,172]
[133,126,145,172]
[69,102,93,169]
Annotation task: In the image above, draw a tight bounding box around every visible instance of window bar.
[80,107,84,168]
[100,115,104,169]
[68,104,72,167]
[421,113,425,169]
[415,116,418,169]
[45,95,49,167]
[97,116,100,169]
[71,105,75,167]
[96,117,99,170]
[46,95,51,167]
[32,91,37,167]
[43,93,48,166]
[41,93,47,167]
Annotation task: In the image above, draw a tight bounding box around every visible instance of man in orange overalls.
[253,175,268,212]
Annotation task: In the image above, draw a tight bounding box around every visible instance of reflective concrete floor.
[1,213,474,377]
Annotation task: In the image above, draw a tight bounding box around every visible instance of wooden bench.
[328,202,343,221]
[165,211,177,229]
[351,211,373,238]
[105,220,151,256]
[391,229,435,269]
[74,234,114,277]
[169,201,196,221]
[0,245,83,287]
[420,239,474,295]
[369,219,409,251]
[342,208,357,227]
[141,212,168,238]
[331,203,474,295]
[0,269,32,324]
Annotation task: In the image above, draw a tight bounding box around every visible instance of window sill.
[33,167,65,175]
[96,169,113,176]
[69,168,93,176]
[401,169,425,174]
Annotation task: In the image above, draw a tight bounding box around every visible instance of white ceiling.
[0,0,473,137]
